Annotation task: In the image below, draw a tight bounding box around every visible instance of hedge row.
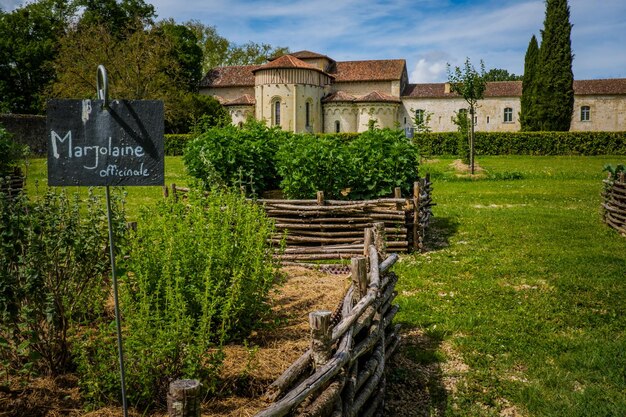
[170,131,626,158]
[414,131,626,156]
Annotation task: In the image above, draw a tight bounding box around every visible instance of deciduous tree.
[447,58,486,174]
[0,0,74,114]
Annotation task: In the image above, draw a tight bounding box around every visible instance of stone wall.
[0,114,47,154]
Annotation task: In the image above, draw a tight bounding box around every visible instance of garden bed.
[0,266,348,417]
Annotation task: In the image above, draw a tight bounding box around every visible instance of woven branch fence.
[167,225,400,417]
[602,172,626,236]
[166,175,433,268]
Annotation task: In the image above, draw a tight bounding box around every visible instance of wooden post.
[167,379,201,417]
[619,172,625,183]
[310,311,332,370]
[373,222,387,259]
[163,184,169,198]
[394,187,402,211]
[363,227,374,257]
[351,257,368,305]
[413,181,420,251]
[171,183,178,202]
[317,190,325,205]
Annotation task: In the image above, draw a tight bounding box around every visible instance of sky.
[2,0,625,83]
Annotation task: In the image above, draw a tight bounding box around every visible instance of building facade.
[199,50,626,133]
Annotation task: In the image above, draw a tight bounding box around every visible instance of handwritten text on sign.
[47,99,164,187]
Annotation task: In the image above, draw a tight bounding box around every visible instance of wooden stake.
[351,257,368,305]
[413,181,420,251]
[373,222,387,259]
[317,190,325,205]
[310,311,332,370]
[394,187,402,211]
[167,379,201,417]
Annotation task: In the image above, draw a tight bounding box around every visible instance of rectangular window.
[335,120,340,133]
[504,107,513,123]
[581,106,590,121]
[415,109,425,124]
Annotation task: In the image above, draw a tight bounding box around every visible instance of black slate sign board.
[47,99,164,186]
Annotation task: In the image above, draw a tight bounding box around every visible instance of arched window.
[335,120,341,133]
[305,101,311,127]
[503,107,513,123]
[415,109,425,124]
[273,99,281,126]
[581,106,590,121]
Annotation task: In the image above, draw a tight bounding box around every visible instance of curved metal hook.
[96,65,109,108]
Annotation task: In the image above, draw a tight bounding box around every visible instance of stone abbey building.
[199,50,626,133]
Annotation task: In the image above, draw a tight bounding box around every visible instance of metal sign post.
[98,65,128,417]
[46,65,164,417]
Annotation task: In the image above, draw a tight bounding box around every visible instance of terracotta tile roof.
[355,91,401,103]
[253,54,329,75]
[200,65,259,87]
[402,81,521,98]
[402,83,451,98]
[321,91,356,103]
[485,81,522,96]
[290,50,334,61]
[574,78,626,95]
[224,94,255,106]
[332,60,406,82]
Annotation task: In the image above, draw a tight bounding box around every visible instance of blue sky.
[3,0,625,82]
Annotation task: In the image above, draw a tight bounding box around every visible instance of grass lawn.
[20,155,626,416]
[392,155,626,416]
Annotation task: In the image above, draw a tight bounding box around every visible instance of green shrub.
[347,129,419,199]
[0,126,28,177]
[0,189,125,377]
[276,129,419,200]
[414,131,626,156]
[184,120,285,195]
[74,188,280,409]
[276,133,352,199]
[165,134,193,156]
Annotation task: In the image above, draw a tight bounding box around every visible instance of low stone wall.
[0,114,47,155]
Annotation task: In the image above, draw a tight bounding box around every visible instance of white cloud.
[410,54,449,83]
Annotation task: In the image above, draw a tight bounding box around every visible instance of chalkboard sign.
[47,99,164,187]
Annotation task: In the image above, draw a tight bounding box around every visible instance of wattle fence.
[167,175,433,266]
[168,225,401,417]
[602,172,626,236]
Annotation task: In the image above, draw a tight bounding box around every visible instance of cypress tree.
[535,0,574,131]
[520,35,539,131]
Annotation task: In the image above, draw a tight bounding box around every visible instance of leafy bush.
[184,120,285,195]
[0,125,28,177]
[347,129,419,199]
[276,129,419,199]
[414,131,626,156]
[165,93,230,134]
[603,164,625,181]
[165,133,193,156]
[74,188,280,409]
[0,189,125,378]
[275,134,352,199]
